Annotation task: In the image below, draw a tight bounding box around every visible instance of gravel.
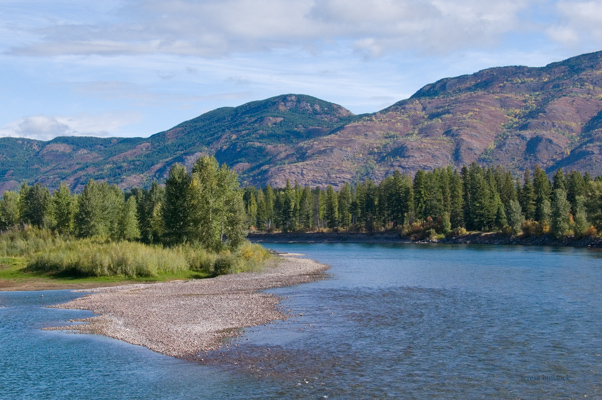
[46,256,328,359]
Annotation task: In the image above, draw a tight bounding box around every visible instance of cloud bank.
[7,0,553,58]
[0,113,142,141]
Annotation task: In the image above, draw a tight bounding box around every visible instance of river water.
[1,243,601,399]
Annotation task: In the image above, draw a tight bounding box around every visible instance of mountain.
[2,51,602,192]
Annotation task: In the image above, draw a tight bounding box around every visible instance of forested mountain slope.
[3,51,602,191]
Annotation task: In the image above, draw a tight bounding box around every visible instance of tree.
[507,200,524,235]
[551,188,571,238]
[20,183,52,228]
[120,196,141,241]
[191,156,246,250]
[298,186,313,230]
[338,183,352,228]
[54,183,74,235]
[520,168,536,220]
[0,191,19,230]
[324,185,339,229]
[533,165,552,223]
[162,164,196,244]
[573,195,588,238]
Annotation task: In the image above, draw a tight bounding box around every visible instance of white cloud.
[6,0,538,58]
[551,1,602,47]
[0,112,143,141]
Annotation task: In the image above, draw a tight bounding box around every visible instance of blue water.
[2,244,602,399]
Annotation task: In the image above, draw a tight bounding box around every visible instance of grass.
[0,227,271,289]
[0,256,212,289]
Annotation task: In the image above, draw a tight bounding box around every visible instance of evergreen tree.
[552,169,566,191]
[280,180,296,232]
[567,170,585,213]
[441,212,451,235]
[449,171,464,228]
[495,198,507,229]
[324,185,339,229]
[338,183,352,228]
[551,188,571,238]
[520,168,536,220]
[413,170,427,220]
[255,189,267,230]
[533,165,552,222]
[263,185,275,230]
[298,186,313,230]
[573,195,588,238]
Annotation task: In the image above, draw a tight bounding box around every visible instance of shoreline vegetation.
[248,231,602,248]
[46,255,328,359]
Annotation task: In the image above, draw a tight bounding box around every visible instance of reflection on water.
[2,244,602,399]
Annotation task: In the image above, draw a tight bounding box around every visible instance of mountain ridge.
[2,51,602,192]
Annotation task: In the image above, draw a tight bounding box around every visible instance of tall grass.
[0,227,66,257]
[5,227,272,278]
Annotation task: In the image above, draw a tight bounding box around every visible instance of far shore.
[46,255,328,359]
[248,231,602,248]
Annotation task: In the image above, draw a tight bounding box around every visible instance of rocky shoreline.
[47,255,328,359]
[248,232,602,248]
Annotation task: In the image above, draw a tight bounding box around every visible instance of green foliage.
[551,188,572,238]
[0,191,20,230]
[507,200,525,235]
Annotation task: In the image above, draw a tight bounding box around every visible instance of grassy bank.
[0,228,271,290]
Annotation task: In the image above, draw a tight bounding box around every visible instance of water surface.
[1,244,601,399]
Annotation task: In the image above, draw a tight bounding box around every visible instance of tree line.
[242,164,602,239]
[0,156,246,251]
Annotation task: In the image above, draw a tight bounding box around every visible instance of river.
[1,243,601,399]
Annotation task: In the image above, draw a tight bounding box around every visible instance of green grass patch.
[0,228,271,283]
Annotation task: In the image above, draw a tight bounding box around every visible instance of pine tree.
[298,186,313,230]
[567,170,585,214]
[520,168,536,220]
[552,169,566,191]
[413,170,427,220]
[449,170,464,228]
[263,185,275,230]
[533,165,552,223]
[324,185,339,229]
[338,183,352,228]
[255,189,267,230]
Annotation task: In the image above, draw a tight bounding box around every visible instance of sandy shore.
[47,256,328,359]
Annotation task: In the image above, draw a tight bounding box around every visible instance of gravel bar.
[47,256,328,359]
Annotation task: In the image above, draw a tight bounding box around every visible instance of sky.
[1,0,602,141]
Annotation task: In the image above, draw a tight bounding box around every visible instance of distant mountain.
[2,51,602,192]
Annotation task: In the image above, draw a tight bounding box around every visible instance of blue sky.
[1,0,602,141]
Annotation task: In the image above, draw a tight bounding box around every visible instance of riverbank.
[47,255,328,359]
[248,232,602,248]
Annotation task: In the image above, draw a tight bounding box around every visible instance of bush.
[213,252,238,275]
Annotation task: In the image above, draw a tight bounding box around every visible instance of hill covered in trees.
[3,51,602,191]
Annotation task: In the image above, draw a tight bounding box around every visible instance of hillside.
[2,51,602,191]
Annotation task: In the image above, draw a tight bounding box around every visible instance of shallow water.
[2,244,601,399]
